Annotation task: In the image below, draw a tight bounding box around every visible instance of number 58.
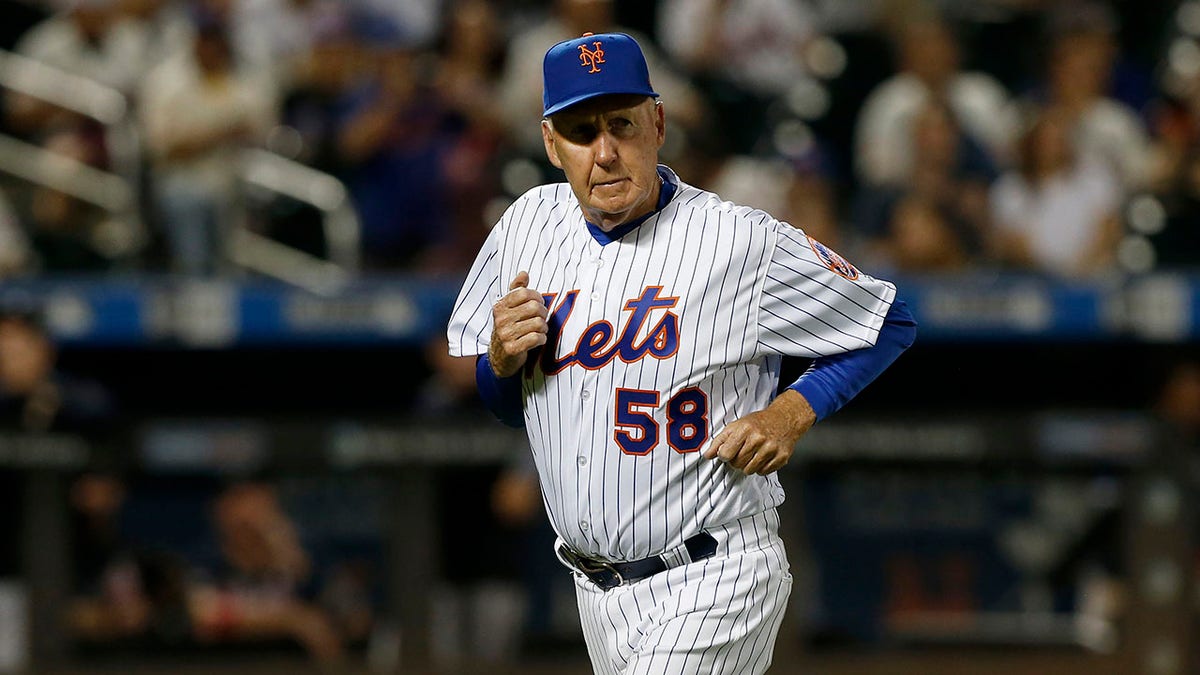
[613,387,709,456]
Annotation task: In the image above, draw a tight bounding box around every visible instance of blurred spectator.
[656,0,821,154]
[189,481,344,661]
[854,98,995,271]
[429,0,508,273]
[280,8,363,174]
[6,0,151,174]
[67,474,197,647]
[0,302,118,586]
[672,128,842,246]
[658,0,820,95]
[854,10,1016,187]
[26,129,128,272]
[9,0,154,106]
[333,16,459,270]
[988,106,1123,277]
[497,0,704,160]
[140,10,276,275]
[115,0,193,69]
[0,305,115,434]
[1156,360,1200,445]
[877,194,969,272]
[230,0,345,90]
[0,305,118,587]
[0,188,31,277]
[357,0,443,49]
[1034,1,1150,191]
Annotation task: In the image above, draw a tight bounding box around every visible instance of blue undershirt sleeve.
[476,353,526,428]
[787,299,917,422]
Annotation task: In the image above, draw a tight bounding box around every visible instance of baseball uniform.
[447,30,912,675]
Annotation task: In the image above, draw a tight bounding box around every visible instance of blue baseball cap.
[542,32,659,117]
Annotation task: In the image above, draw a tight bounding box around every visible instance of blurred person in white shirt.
[1036,2,1151,191]
[140,9,276,275]
[989,106,1123,277]
[854,11,1016,187]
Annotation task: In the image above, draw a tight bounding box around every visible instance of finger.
[499,316,549,341]
[703,426,734,459]
[741,449,773,475]
[514,296,550,319]
[509,331,548,352]
[727,439,763,470]
[710,429,739,461]
[509,271,530,291]
[704,430,734,461]
[760,455,790,475]
[498,288,542,309]
[495,305,550,337]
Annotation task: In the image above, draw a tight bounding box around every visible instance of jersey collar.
[584,165,678,245]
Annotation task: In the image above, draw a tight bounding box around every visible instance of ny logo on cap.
[578,40,605,73]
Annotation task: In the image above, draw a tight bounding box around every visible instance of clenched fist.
[488,271,550,377]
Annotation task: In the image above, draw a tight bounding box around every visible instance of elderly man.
[449,32,916,674]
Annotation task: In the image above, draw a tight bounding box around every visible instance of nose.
[594,131,618,167]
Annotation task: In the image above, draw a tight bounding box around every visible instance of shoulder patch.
[806,235,859,281]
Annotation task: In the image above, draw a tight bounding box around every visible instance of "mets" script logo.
[527,286,679,376]
[578,41,605,73]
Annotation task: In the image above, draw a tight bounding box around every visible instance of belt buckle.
[560,544,624,589]
[576,556,624,588]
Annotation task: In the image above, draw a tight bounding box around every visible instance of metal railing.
[0,49,144,254]
[0,134,132,212]
[0,48,361,290]
[233,148,361,294]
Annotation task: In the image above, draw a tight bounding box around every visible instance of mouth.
[593,178,626,189]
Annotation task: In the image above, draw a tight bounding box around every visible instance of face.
[913,103,957,166]
[0,318,54,394]
[1051,34,1112,99]
[542,95,665,230]
[902,20,958,84]
[1029,111,1072,171]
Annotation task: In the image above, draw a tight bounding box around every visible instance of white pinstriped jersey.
[448,165,896,562]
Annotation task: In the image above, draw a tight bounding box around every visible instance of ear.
[653,100,666,149]
[541,119,563,169]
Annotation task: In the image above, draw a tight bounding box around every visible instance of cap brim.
[543,88,659,117]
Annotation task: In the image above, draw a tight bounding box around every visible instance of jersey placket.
[572,242,606,544]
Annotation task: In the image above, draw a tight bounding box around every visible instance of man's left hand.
[703,389,816,475]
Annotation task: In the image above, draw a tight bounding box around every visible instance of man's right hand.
[488,271,549,377]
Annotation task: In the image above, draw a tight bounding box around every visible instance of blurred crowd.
[0,0,1194,280]
[2,0,1200,667]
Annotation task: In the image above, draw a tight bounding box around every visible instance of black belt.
[556,532,718,591]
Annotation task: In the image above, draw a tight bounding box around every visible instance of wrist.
[487,341,521,378]
[773,389,817,437]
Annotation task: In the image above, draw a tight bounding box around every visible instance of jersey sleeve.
[447,219,505,357]
[756,224,897,358]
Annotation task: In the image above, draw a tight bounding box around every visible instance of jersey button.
[581,390,591,400]
[577,455,588,467]
[590,292,600,302]
[580,521,590,531]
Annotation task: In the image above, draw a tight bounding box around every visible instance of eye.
[609,118,634,135]
[562,123,599,144]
